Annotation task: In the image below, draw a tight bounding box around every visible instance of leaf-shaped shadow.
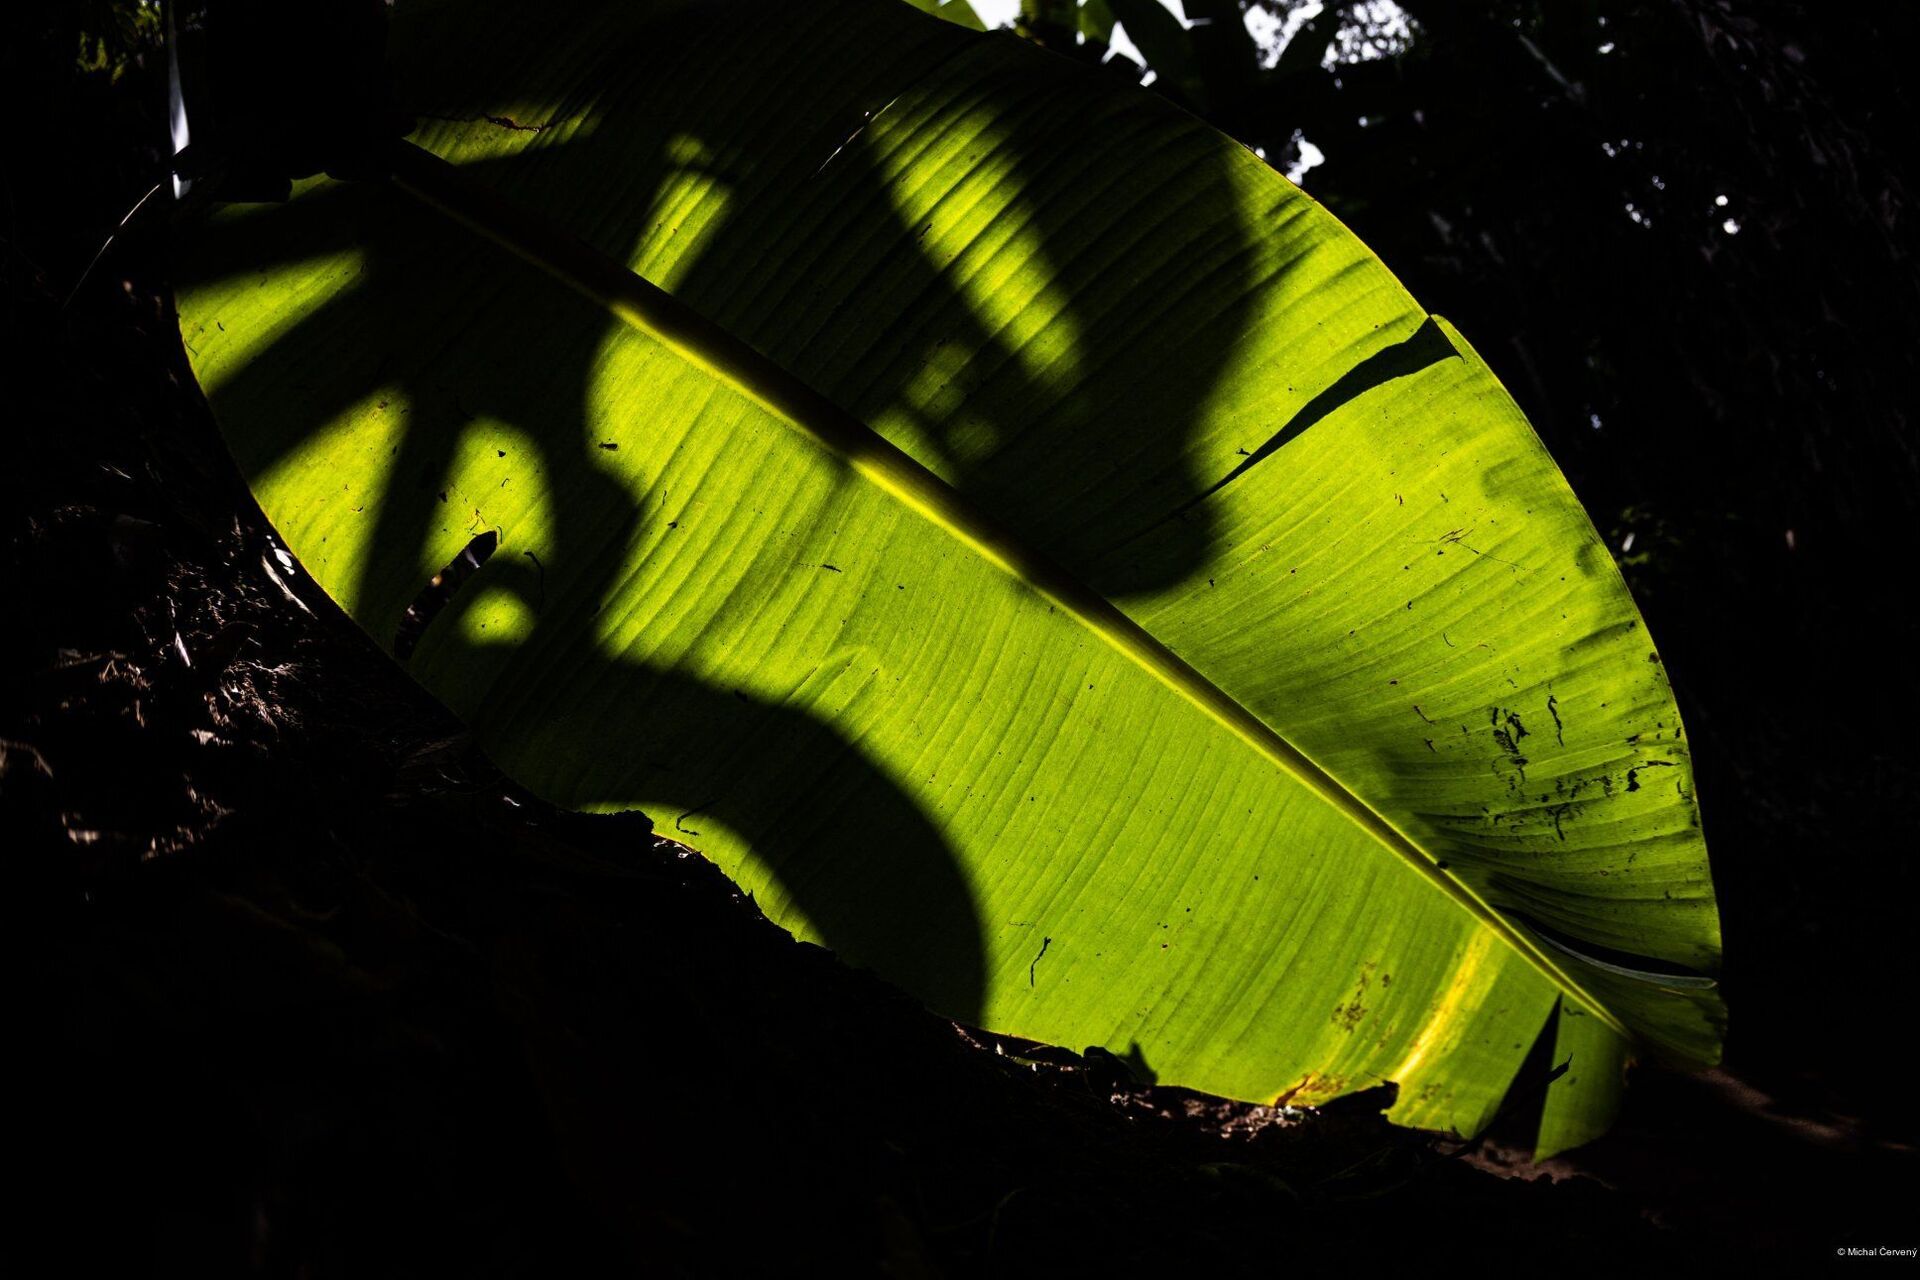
[175,2,1267,1025]
[181,178,989,1017]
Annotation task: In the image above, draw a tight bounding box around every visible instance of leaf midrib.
[382,138,1634,1042]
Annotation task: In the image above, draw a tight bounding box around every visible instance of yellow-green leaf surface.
[173,0,1722,1149]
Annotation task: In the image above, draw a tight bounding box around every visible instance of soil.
[6,6,1915,1274]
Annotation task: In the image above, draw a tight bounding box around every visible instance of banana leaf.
[171,0,1721,1155]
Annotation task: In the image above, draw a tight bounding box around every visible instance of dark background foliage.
[5,0,1914,1271]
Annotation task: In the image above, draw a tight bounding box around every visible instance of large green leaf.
[172,0,1721,1153]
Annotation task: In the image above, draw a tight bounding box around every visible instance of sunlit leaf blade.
[902,0,987,32]
[1537,997,1629,1159]
[172,0,1721,1148]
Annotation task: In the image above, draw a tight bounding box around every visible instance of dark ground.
[5,2,1916,1273]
